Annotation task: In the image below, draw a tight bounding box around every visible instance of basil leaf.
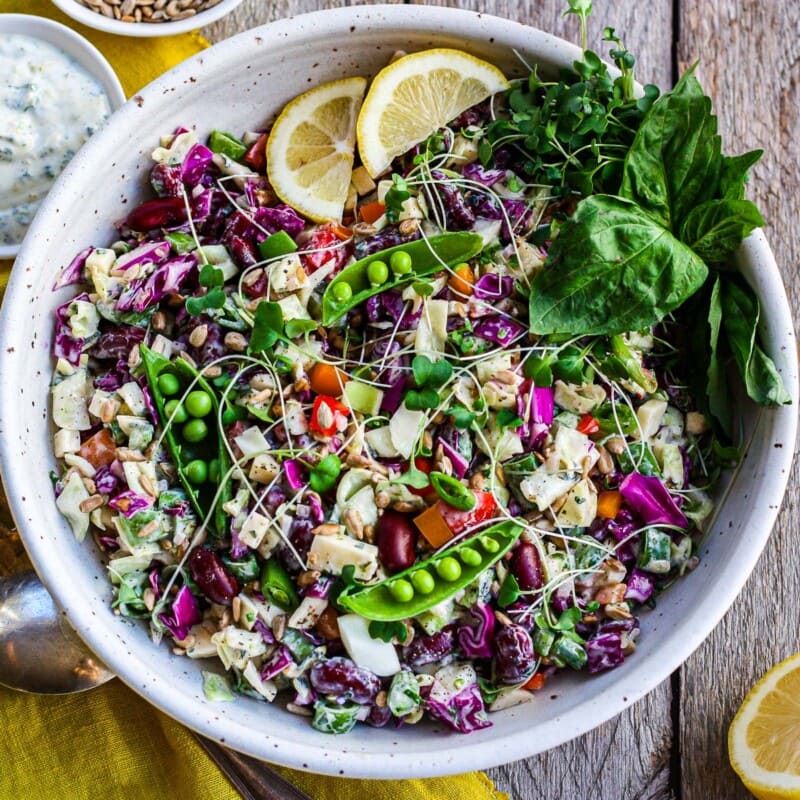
[620,70,721,231]
[706,276,733,433]
[719,149,762,200]
[720,279,790,406]
[248,300,283,353]
[185,287,225,316]
[530,195,707,336]
[523,355,554,386]
[679,199,764,263]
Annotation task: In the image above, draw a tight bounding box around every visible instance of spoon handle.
[195,735,314,800]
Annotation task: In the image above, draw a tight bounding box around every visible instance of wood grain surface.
[0,2,793,799]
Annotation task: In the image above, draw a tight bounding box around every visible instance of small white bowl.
[49,0,245,37]
[0,14,125,260]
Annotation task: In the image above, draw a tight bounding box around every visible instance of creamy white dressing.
[0,34,111,246]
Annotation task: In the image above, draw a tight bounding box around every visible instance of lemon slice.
[267,76,367,223]
[729,652,800,799]
[356,48,510,178]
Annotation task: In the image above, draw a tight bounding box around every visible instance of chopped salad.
[49,5,787,736]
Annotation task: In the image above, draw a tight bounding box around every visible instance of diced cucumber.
[344,380,384,416]
[552,635,587,670]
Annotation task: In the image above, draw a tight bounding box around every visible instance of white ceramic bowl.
[0,14,125,260]
[0,5,796,779]
[49,0,244,37]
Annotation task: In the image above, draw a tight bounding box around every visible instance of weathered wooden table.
[1,1,795,798]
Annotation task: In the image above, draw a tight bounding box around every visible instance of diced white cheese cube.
[151,130,198,165]
[556,478,598,527]
[476,353,513,385]
[249,453,280,484]
[184,626,219,659]
[554,426,599,471]
[88,389,116,419]
[64,453,96,478]
[150,334,173,358]
[288,596,329,630]
[389,403,424,459]
[54,428,81,458]
[635,399,668,441]
[283,400,309,436]
[234,426,269,461]
[117,382,147,416]
[338,614,401,677]
[52,370,91,431]
[309,534,378,581]
[68,300,100,340]
[520,468,579,512]
[238,511,276,550]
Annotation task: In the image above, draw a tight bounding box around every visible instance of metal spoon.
[0,571,312,800]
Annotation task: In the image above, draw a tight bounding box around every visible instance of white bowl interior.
[0,14,125,260]
[48,0,245,37]
[0,5,796,778]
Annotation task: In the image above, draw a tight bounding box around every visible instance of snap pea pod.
[321,232,483,325]
[337,519,524,621]
[140,344,231,536]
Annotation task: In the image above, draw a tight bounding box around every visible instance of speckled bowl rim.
[0,5,796,779]
[48,0,245,38]
[0,13,125,260]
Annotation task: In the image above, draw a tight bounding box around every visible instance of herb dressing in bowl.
[0,34,111,249]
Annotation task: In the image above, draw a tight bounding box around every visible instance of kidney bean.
[511,542,544,591]
[188,547,239,606]
[376,511,418,574]
[403,625,455,667]
[309,657,380,705]
[125,197,188,231]
[494,623,536,685]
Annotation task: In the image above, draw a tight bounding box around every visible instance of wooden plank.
[677,2,800,798]
[202,2,677,798]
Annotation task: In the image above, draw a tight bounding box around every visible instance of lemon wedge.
[267,76,367,223]
[729,652,800,799]
[356,48,510,178]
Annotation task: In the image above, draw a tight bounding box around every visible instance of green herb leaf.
[248,301,283,354]
[720,279,790,406]
[497,573,521,608]
[553,606,582,631]
[448,405,476,429]
[284,318,318,339]
[199,263,225,288]
[411,355,433,387]
[679,198,764,263]
[719,149,762,201]
[395,465,430,490]
[368,620,409,644]
[496,408,523,429]
[404,388,441,411]
[529,195,708,336]
[309,454,342,493]
[620,69,721,232]
[411,280,435,297]
[523,355,554,386]
[384,174,410,223]
[185,287,226,316]
[706,276,733,433]
[165,231,197,255]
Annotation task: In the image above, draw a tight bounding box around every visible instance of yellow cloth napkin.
[0,3,509,798]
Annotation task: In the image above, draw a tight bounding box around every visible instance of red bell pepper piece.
[577,413,600,435]
[309,395,350,436]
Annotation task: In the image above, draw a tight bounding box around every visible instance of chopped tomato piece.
[577,413,600,435]
[436,490,498,535]
[358,201,385,224]
[243,133,268,172]
[309,395,350,436]
[523,672,547,691]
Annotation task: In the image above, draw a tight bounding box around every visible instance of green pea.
[158,373,181,396]
[436,557,462,582]
[185,459,208,485]
[411,569,435,595]
[164,399,188,424]
[388,579,414,603]
[479,535,500,554]
[332,281,353,303]
[459,547,482,567]
[389,250,413,276]
[208,458,220,483]
[182,418,208,443]
[366,259,389,287]
[185,390,213,418]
